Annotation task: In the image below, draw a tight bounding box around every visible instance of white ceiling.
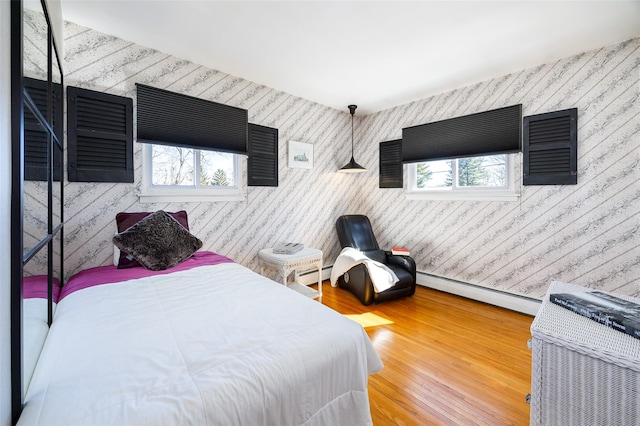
[60,1,640,115]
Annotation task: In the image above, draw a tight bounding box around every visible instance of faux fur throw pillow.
[112,210,203,271]
[115,210,189,269]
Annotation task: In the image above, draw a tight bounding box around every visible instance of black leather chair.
[335,215,416,305]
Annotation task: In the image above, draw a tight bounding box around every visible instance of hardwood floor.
[318,282,534,426]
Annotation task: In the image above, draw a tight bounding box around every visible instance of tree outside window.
[151,145,235,187]
[416,162,432,188]
[451,157,489,187]
[416,154,508,190]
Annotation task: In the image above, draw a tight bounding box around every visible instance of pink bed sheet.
[24,276,61,302]
[60,251,234,301]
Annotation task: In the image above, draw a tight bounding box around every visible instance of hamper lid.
[531,281,640,373]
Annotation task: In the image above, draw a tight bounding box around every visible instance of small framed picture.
[288,141,313,169]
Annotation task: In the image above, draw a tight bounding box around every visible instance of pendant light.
[338,104,367,173]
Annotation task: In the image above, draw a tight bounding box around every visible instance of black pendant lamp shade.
[338,105,367,173]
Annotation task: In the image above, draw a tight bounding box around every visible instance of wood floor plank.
[317,282,534,426]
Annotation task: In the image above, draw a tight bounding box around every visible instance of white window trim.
[405,154,521,202]
[139,144,246,203]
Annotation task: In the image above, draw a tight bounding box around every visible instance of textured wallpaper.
[361,38,640,299]
[62,19,364,284]
[61,18,639,300]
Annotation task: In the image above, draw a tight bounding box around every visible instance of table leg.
[317,261,323,298]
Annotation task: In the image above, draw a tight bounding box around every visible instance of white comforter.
[19,262,383,425]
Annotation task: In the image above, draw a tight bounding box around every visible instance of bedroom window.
[139,144,244,203]
[406,154,520,201]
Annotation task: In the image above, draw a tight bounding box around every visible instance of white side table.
[258,247,323,299]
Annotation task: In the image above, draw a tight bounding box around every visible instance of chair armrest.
[385,252,417,278]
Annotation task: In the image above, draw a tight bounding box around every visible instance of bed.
[18,211,383,425]
[22,275,60,398]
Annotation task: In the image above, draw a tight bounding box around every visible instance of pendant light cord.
[351,111,354,158]
[348,104,357,159]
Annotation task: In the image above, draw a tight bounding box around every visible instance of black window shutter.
[23,77,62,181]
[248,123,278,187]
[379,139,403,188]
[523,108,577,185]
[67,86,133,182]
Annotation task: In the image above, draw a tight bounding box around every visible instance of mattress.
[19,252,383,425]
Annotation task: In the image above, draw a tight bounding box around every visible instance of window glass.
[151,145,194,186]
[408,154,519,201]
[141,144,243,203]
[416,160,452,189]
[200,150,235,187]
[457,155,507,188]
[415,155,508,190]
[150,145,236,187]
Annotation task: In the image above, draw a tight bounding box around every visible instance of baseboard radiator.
[417,272,541,316]
[298,267,541,316]
[297,266,333,286]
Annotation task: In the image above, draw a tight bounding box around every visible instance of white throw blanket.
[331,247,399,293]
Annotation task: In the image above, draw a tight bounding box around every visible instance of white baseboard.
[297,266,332,286]
[417,272,541,316]
[300,266,540,316]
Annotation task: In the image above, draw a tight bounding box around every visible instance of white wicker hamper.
[530,282,640,426]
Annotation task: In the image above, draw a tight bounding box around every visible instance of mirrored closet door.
[11,0,64,423]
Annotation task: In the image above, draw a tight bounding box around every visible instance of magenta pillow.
[115,210,189,269]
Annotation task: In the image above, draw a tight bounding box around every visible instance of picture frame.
[288,141,314,169]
